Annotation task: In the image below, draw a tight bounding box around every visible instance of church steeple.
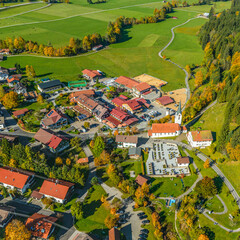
[175,101,182,125]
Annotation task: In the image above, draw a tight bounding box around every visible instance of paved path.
[158,16,202,108]
[0,3,51,20]
[212,195,228,215]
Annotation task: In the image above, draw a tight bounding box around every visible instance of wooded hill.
[198,0,240,159]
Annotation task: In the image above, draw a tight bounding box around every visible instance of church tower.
[175,101,182,125]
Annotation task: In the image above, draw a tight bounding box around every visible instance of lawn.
[205,195,224,213]
[75,185,110,237]
[121,159,142,178]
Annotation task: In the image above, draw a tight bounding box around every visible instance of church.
[148,102,187,138]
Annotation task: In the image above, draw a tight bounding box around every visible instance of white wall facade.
[187,132,212,148]
[117,142,137,148]
[151,130,181,138]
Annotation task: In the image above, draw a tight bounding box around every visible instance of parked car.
[137,212,145,217]
[142,220,150,224]
[139,234,148,239]
[139,215,147,220]
[141,229,149,234]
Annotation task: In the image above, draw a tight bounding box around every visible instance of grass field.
[75,185,109,237]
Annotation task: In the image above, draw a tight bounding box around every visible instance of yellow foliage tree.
[55,157,63,166]
[195,70,203,88]
[9,159,17,168]
[203,159,210,169]
[5,219,31,240]
[2,91,19,109]
[37,95,44,104]
[198,234,210,240]
[66,158,71,166]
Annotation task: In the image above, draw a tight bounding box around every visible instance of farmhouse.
[34,128,70,153]
[82,69,102,81]
[69,89,95,102]
[187,130,213,148]
[109,227,121,240]
[38,80,64,92]
[148,123,186,138]
[12,108,28,118]
[41,109,68,129]
[25,213,58,240]
[115,76,139,90]
[132,82,152,97]
[39,179,74,204]
[0,167,35,193]
[146,142,190,176]
[115,135,138,148]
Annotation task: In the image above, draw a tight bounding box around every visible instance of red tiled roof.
[7,75,20,83]
[115,135,138,144]
[135,175,148,186]
[134,82,151,92]
[31,189,43,200]
[77,158,89,164]
[156,96,174,106]
[26,213,57,239]
[177,157,190,164]
[110,108,129,121]
[112,97,127,107]
[149,123,181,134]
[12,108,28,117]
[115,76,138,89]
[48,135,63,149]
[106,116,121,127]
[39,179,74,200]
[75,94,98,111]
[0,167,32,190]
[69,90,95,100]
[109,227,121,240]
[123,99,142,111]
[42,109,67,126]
[82,69,102,78]
[190,130,213,142]
[124,117,138,125]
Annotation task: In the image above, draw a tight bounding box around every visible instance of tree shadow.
[202,226,215,240]
[150,181,163,194]
[37,72,53,78]
[117,26,132,44]
[213,176,223,193]
[83,199,101,218]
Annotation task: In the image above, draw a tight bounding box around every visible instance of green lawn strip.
[205,195,224,213]
[198,214,240,240]
[52,193,78,212]
[121,159,142,178]
[75,185,110,237]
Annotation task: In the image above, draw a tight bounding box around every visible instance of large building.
[75,94,98,113]
[34,128,69,153]
[115,135,138,148]
[25,213,58,240]
[38,80,64,92]
[39,179,74,204]
[187,130,213,148]
[82,69,102,81]
[0,167,34,193]
[148,123,186,138]
[109,227,121,240]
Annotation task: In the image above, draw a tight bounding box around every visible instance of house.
[31,189,43,200]
[14,82,27,94]
[7,75,20,86]
[0,167,35,193]
[156,96,174,106]
[73,105,92,120]
[69,89,95,102]
[0,49,10,55]
[92,105,109,122]
[122,99,143,114]
[115,76,138,90]
[0,205,15,228]
[75,94,99,113]
[148,123,186,138]
[112,95,128,107]
[135,174,148,186]
[25,213,57,239]
[12,108,28,118]
[132,82,151,97]
[109,227,121,240]
[23,91,38,102]
[69,232,95,240]
[0,116,5,129]
[34,128,70,153]
[76,157,89,165]
[38,80,64,92]
[39,179,74,204]
[177,157,190,167]
[128,147,142,159]
[187,130,213,148]
[82,69,102,82]
[41,109,68,129]
[115,135,138,148]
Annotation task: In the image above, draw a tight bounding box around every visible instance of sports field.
[0,0,231,90]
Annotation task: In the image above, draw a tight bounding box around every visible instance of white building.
[115,135,138,148]
[187,130,213,148]
[0,167,35,193]
[148,123,187,138]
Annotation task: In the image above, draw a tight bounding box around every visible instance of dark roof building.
[38,80,64,92]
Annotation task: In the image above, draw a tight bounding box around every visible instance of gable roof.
[156,96,174,106]
[7,75,20,83]
[110,108,129,121]
[123,99,142,111]
[69,90,95,100]
[39,179,74,200]
[26,213,57,239]
[190,130,213,142]
[42,109,67,126]
[115,135,138,144]
[12,108,28,117]
[75,94,98,110]
[115,76,138,89]
[82,69,102,78]
[135,174,148,186]
[134,82,151,92]
[93,105,109,118]
[38,80,63,90]
[149,123,181,135]
[112,96,128,107]
[0,167,33,190]
[77,158,89,164]
[128,147,142,156]
[109,227,121,240]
